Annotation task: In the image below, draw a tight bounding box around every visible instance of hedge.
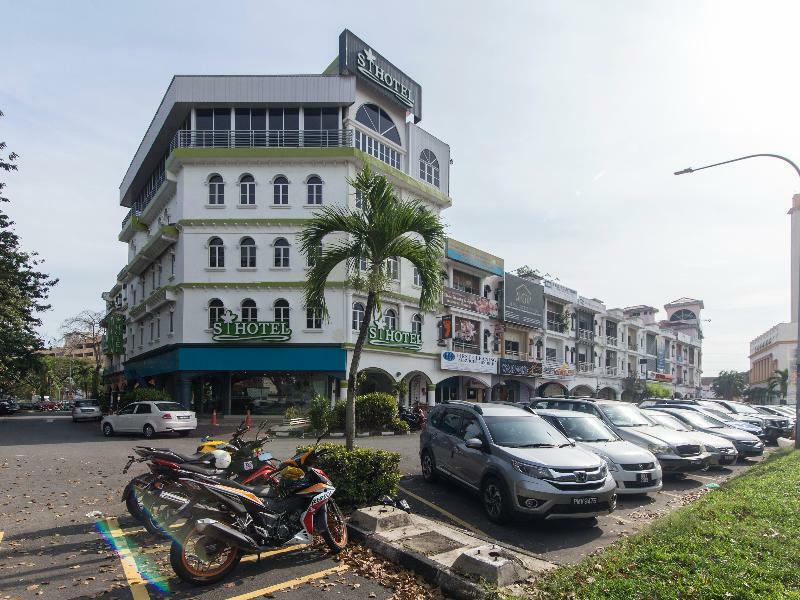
[297,443,401,507]
[330,392,399,432]
[120,387,172,409]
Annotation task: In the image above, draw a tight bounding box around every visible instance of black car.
[0,398,19,415]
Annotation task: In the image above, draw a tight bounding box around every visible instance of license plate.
[177,415,190,419]
[572,497,598,506]
[637,473,651,483]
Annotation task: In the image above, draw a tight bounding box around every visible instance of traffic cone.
[211,409,218,426]
[245,409,253,428]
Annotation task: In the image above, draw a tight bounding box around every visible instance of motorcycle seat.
[179,463,223,477]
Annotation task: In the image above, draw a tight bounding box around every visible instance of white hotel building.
[101,30,704,414]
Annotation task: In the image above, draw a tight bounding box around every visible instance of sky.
[2,0,799,375]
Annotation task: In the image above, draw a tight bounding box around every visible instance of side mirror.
[568,437,577,445]
[465,437,484,450]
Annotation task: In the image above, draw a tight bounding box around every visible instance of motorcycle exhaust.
[159,491,190,506]
[195,518,261,553]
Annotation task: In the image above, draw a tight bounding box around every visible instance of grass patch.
[521,450,800,600]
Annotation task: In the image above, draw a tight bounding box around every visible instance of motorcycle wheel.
[142,499,176,537]
[170,525,241,585]
[321,499,348,553]
[125,475,158,523]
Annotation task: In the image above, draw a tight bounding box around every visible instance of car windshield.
[600,403,651,427]
[700,401,731,413]
[555,415,618,442]
[483,415,570,448]
[681,411,725,428]
[646,412,690,431]
[727,403,759,415]
[703,407,735,422]
[75,400,99,407]
[155,402,184,412]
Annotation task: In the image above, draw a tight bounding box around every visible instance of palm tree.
[299,165,445,450]
[767,368,789,405]
[766,378,779,404]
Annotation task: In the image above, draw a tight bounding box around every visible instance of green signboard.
[212,310,292,342]
[368,322,421,351]
[106,314,126,355]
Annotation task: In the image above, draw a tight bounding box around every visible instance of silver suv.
[419,401,617,524]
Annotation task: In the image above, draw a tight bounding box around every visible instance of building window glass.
[384,309,397,330]
[241,298,257,322]
[354,190,364,209]
[386,256,399,281]
[273,237,290,267]
[208,174,224,205]
[157,264,162,287]
[239,174,255,205]
[208,299,224,328]
[156,313,161,339]
[274,299,290,325]
[151,268,156,291]
[209,237,225,268]
[306,308,323,329]
[354,129,400,170]
[452,270,479,295]
[149,320,154,342]
[306,175,323,205]
[139,324,144,346]
[355,103,401,145]
[273,176,289,205]
[306,242,321,268]
[169,309,174,333]
[413,266,422,287]
[419,149,440,187]
[352,302,365,331]
[240,237,256,268]
[170,253,175,276]
[412,313,422,337]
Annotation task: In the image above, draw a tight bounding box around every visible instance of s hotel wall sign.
[339,29,423,122]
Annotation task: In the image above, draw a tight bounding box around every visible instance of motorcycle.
[399,405,426,431]
[168,431,347,585]
[122,420,276,534]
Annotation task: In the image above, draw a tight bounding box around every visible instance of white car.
[537,409,663,495]
[72,399,102,422]
[101,401,196,439]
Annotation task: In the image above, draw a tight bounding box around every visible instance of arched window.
[384,309,397,330]
[208,175,224,205]
[239,174,255,205]
[240,237,256,268]
[419,149,440,188]
[412,313,423,337]
[352,302,365,331]
[273,237,290,267]
[355,104,400,145]
[273,175,288,205]
[208,237,224,268]
[306,175,323,205]
[241,298,257,322]
[670,309,697,322]
[385,256,399,280]
[274,299,290,325]
[208,298,224,328]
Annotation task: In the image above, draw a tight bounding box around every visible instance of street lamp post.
[675,153,800,448]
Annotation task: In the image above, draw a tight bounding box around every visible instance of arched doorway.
[538,382,568,398]
[359,368,394,395]
[597,387,617,400]
[570,385,594,398]
[437,375,490,403]
[402,371,433,407]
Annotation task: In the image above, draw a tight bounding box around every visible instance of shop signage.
[338,30,423,121]
[502,273,544,328]
[105,314,126,354]
[543,279,578,303]
[368,321,421,351]
[440,315,453,339]
[577,296,605,313]
[499,358,543,378]
[443,287,499,318]
[212,310,292,342]
[446,239,504,276]
[454,316,480,346]
[647,371,674,383]
[441,351,498,374]
[541,361,576,380]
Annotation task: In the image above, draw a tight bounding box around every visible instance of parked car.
[101,401,196,438]
[754,405,797,426]
[642,410,738,465]
[0,397,19,415]
[640,400,766,438]
[420,401,617,524]
[71,399,103,422]
[706,399,792,441]
[530,398,713,474]
[645,407,765,458]
[536,409,662,495]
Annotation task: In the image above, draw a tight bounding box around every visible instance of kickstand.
[257,552,261,564]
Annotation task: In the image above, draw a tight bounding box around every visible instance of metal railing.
[121,207,140,230]
[577,328,593,341]
[546,320,565,333]
[170,129,354,151]
[577,362,596,374]
[606,335,618,347]
[605,366,618,376]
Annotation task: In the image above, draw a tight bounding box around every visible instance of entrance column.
[176,376,193,410]
[222,373,232,415]
[427,388,436,407]
[485,386,492,403]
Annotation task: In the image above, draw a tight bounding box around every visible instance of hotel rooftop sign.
[339,29,423,122]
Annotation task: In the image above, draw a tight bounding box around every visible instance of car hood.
[579,440,657,465]
[703,426,760,442]
[686,431,734,449]
[621,425,702,448]
[500,445,604,470]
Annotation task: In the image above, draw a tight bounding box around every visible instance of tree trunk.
[346,291,377,451]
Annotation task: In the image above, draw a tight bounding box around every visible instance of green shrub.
[284,405,305,422]
[308,395,331,432]
[646,382,672,398]
[329,393,399,432]
[120,387,172,409]
[297,443,401,506]
[390,417,410,434]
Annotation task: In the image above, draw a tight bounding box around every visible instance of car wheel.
[482,476,512,524]
[102,423,114,437]
[178,430,190,437]
[420,450,438,483]
[143,424,155,439]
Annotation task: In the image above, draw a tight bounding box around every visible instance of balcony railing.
[546,320,565,333]
[577,328,593,341]
[605,335,617,347]
[170,129,354,151]
[628,342,638,351]
[121,207,141,231]
[604,366,618,376]
[577,362,596,374]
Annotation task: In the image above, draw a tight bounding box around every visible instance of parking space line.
[0,531,4,546]
[398,485,488,538]
[103,517,151,600]
[225,564,348,600]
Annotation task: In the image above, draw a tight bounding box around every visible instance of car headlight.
[599,463,608,477]
[605,460,619,472]
[704,444,717,453]
[648,444,670,455]
[512,461,552,479]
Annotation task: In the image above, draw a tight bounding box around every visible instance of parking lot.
[0,413,772,598]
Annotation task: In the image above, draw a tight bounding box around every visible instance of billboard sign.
[542,279,578,303]
[499,358,543,378]
[443,287,499,318]
[446,239,504,276]
[502,273,544,328]
[441,351,497,374]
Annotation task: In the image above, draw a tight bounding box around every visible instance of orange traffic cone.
[211,409,218,426]
[245,409,253,428]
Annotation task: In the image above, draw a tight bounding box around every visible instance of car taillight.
[162,413,172,420]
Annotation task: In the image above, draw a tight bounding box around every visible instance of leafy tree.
[0,110,57,394]
[61,309,104,398]
[514,265,542,280]
[767,368,789,405]
[645,382,672,398]
[300,165,445,450]
[711,370,747,401]
[622,373,645,401]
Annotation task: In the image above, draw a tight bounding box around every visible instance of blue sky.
[2,0,799,374]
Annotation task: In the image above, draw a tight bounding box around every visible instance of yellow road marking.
[225,564,348,600]
[0,531,4,546]
[398,485,489,538]
[103,517,150,600]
